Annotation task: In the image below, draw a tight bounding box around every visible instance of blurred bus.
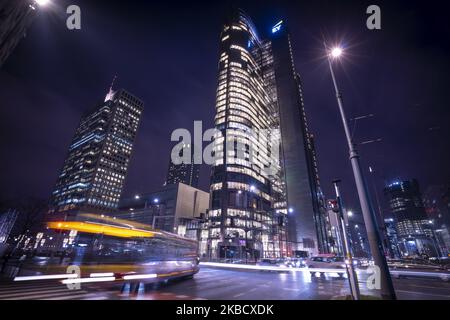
[16,214,199,286]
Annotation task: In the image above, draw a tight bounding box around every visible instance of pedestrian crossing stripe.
[0,282,112,300]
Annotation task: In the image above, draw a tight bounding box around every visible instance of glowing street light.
[35,0,50,6]
[331,47,343,58]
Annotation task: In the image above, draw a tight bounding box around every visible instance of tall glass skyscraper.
[165,143,200,188]
[203,10,329,260]
[49,86,144,216]
[384,179,440,257]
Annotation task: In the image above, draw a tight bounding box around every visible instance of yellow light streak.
[47,221,155,238]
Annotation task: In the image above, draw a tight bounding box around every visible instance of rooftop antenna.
[105,75,117,102]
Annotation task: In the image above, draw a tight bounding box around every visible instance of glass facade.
[166,144,200,188]
[384,179,440,257]
[49,88,144,215]
[203,10,328,260]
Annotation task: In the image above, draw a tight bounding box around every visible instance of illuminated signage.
[272,20,283,33]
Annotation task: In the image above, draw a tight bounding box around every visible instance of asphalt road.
[1,266,449,300]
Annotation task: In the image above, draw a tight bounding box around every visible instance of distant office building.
[49,85,144,216]
[0,0,44,67]
[165,144,200,188]
[325,200,344,256]
[118,183,209,241]
[384,218,401,259]
[325,200,370,258]
[346,212,371,258]
[423,184,450,255]
[434,227,450,257]
[0,209,19,244]
[205,9,328,260]
[384,179,440,257]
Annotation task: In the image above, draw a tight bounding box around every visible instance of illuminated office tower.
[269,19,330,254]
[49,85,144,216]
[204,10,328,259]
[384,179,440,257]
[165,144,200,188]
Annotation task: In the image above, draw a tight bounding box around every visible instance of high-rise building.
[49,85,144,217]
[0,0,45,68]
[423,184,450,255]
[203,10,328,260]
[165,144,200,188]
[384,218,401,259]
[384,179,440,257]
[346,212,371,258]
[0,209,18,244]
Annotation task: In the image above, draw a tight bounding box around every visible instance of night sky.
[1,0,449,217]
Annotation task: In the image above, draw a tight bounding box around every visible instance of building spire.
[105,75,117,102]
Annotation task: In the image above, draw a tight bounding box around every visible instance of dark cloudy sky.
[1,0,449,216]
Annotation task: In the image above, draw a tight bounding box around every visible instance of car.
[305,255,348,277]
[306,256,347,269]
[387,258,445,272]
[352,258,370,268]
[280,258,307,268]
[255,259,290,271]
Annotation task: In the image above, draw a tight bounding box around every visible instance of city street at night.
[1,266,450,300]
[1,0,450,311]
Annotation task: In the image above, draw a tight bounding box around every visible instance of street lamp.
[325,43,396,300]
[35,0,50,6]
[331,47,343,58]
[332,180,360,300]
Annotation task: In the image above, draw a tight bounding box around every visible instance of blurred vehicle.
[281,258,307,268]
[429,257,450,269]
[387,258,445,272]
[256,258,282,267]
[352,258,370,268]
[305,255,347,270]
[17,214,200,286]
[230,259,245,264]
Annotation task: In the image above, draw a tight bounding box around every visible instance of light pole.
[333,180,360,300]
[325,44,396,300]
